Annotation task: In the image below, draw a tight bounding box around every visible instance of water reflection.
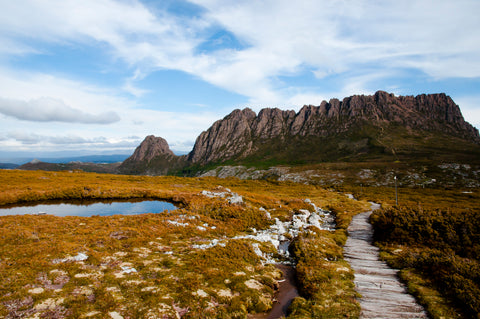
[0,199,177,217]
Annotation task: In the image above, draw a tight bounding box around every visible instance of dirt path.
[344,204,428,319]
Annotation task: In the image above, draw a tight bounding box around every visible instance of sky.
[0,0,479,161]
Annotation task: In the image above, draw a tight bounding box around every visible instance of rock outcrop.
[118,135,185,175]
[125,135,174,162]
[187,91,479,165]
[121,91,480,174]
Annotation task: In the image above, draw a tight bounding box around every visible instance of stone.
[125,135,174,162]
[28,287,45,294]
[244,279,263,290]
[109,311,124,319]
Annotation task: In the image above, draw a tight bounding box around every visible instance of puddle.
[249,264,299,319]
[0,199,177,217]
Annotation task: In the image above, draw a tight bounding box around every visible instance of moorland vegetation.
[1,169,479,318]
[343,185,480,319]
[0,170,370,318]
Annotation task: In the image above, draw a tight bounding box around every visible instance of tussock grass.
[0,170,369,318]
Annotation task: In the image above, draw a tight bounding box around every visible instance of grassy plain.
[0,170,370,318]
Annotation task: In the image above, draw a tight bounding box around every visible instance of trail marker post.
[394,176,398,206]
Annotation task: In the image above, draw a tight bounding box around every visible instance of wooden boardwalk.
[344,204,428,319]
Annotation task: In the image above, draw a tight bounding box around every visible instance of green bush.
[371,207,480,318]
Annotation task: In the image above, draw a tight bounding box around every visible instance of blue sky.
[0,0,479,160]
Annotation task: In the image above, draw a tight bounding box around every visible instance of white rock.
[109,311,124,319]
[121,266,137,274]
[217,289,233,298]
[228,193,243,204]
[53,252,88,264]
[167,220,189,227]
[35,298,64,311]
[195,289,209,297]
[73,252,88,261]
[245,279,263,290]
[28,287,44,294]
[192,199,335,264]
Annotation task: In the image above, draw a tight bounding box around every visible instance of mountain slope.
[114,91,480,176]
[186,91,479,167]
[118,135,187,175]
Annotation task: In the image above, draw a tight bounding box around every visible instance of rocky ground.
[199,162,480,188]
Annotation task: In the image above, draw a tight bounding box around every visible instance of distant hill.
[18,160,121,174]
[118,91,480,177]
[18,91,480,186]
[37,154,130,164]
[0,163,19,169]
[1,154,130,165]
[187,91,479,165]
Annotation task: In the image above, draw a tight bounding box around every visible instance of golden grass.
[0,170,370,318]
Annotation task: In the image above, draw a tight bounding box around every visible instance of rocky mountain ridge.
[16,91,480,180]
[187,91,479,165]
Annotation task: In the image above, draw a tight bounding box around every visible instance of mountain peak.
[118,135,185,175]
[121,91,480,175]
[127,135,174,163]
[185,91,479,166]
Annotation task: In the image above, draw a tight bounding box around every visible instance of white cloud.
[0,97,120,124]
[1,0,479,154]
[0,66,221,154]
[0,67,132,114]
[1,113,218,155]
[116,108,220,152]
[122,81,149,98]
[187,0,480,104]
[3,0,479,107]
[4,131,140,149]
[454,96,480,130]
[7,132,43,145]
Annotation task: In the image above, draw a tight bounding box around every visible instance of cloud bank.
[6,131,140,149]
[0,0,479,155]
[0,97,120,124]
[2,0,479,106]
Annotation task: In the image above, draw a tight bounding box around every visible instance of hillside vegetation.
[343,185,480,318]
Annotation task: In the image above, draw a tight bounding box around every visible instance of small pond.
[0,199,177,217]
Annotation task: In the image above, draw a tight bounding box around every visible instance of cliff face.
[118,135,185,175]
[187,91,479,165]
[121,91,480,174]
[126,135,174,162]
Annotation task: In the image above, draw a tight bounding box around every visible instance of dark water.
[0,199,177,217]
[249,264,299,319]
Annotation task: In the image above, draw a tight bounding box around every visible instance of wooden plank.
[344,204,428,319]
